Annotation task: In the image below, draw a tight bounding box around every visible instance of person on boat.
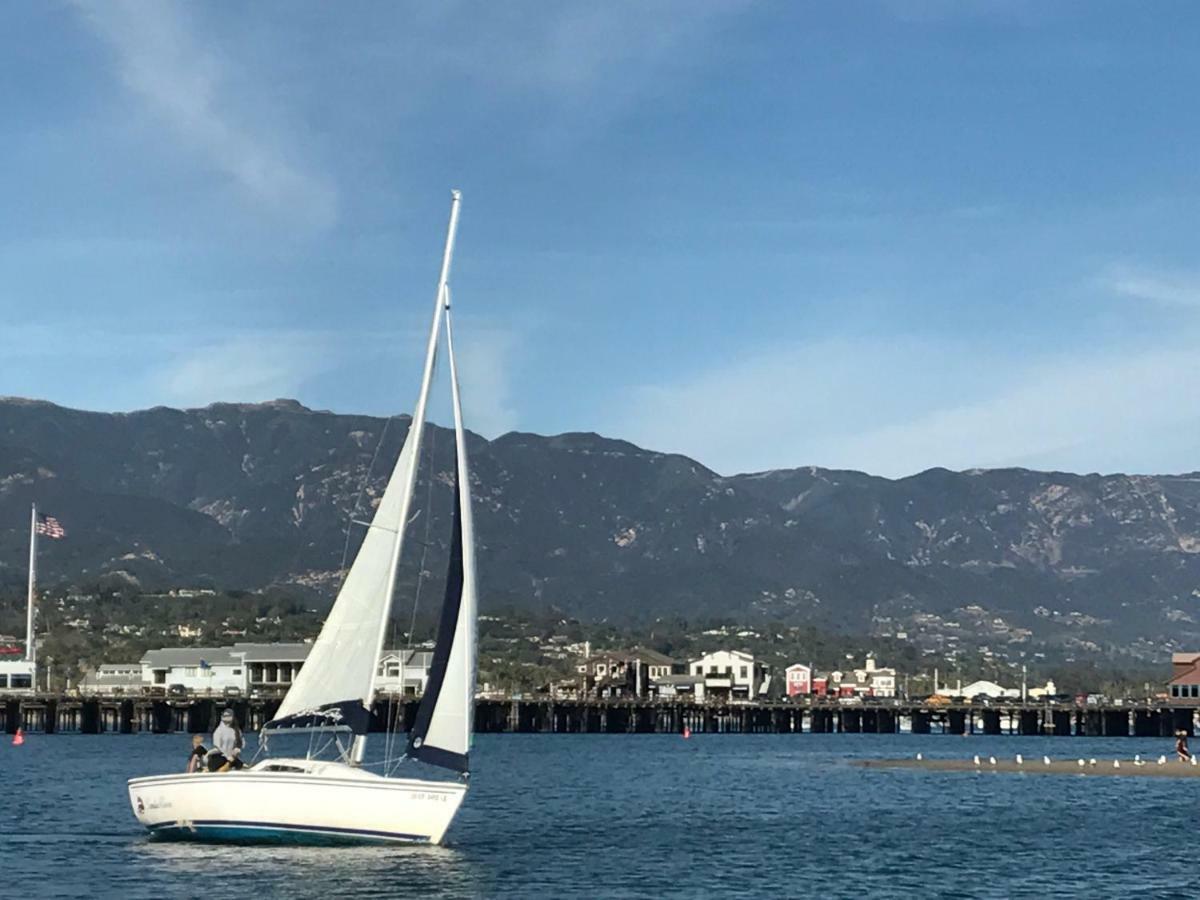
[186,734,207,773]
[208,709,245,772]
[1176,730,1192,761]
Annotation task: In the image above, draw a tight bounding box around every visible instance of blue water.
[0,733,1192,898]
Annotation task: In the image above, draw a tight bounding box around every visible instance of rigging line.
[337,414,397,578]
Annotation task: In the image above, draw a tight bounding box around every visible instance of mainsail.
[405,301,478,773]
[266,192,463,741]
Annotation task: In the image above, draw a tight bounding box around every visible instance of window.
[154,671,166,685]
[10,674,31,689]
[725,666,732,675]
[709,665,718,675]
[232,669,242,676]
[693,665,701,675]
[740,666,748,678]
[1193,685,1199,699]
[0,675,7,688]
[597,665,606,675]
[183,667,197,677]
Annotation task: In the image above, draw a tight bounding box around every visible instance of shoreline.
[858,757,1200,777]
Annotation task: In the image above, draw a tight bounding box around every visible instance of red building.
[785,663,812,697]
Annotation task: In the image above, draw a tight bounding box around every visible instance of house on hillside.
[688,650,768,702]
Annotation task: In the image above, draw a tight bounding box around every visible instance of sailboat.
[127,190,478,845]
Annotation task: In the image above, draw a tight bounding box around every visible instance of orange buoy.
[12,728,24,746]
[682,726,691,739]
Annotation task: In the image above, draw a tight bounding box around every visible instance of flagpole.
[26,503,37,669]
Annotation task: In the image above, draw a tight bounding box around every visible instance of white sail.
[405,300,478,772]
[268,193,462,737]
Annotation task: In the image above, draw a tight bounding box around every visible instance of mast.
[26,503,36,667]
[350,189,463,765]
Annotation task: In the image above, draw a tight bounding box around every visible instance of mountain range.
[1,396,1197,665]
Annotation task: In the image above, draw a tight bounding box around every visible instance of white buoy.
[989,756,997,766]
[1191,756,1197,767]
[1088,758,1097,767]
[916,752,923,761]
[1113,760,1120,769]
[1158,755,1167,765]
[973,754,981,766]
[1077,759,1085,767]
[1015,754,1023,766]
[1134,754,1142,765]
[1043,755,1051,766]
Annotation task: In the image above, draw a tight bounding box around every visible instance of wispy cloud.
[71,0,337,230]
[451,323,520,439]
[1101,264,1200,308]
[613,333,1200,478]
[154,332,337,408]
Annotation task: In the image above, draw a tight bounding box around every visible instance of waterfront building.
[688,650,768,702]
[651,673,706,702]
[141,647,248,693]
[376,649,434,695]
[125,642,438,697]
[785,663,812,697]
[578,647,677,698]
[78,663,143,694]
[237,643,309,692]
[1168,652,1200,702]
[0,658,35,693]
[935,679,1018,699]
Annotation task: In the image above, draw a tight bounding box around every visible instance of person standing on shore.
[1175,730,1192,762]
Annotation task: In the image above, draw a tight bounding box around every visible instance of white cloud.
[155,332,334,408]
[71,0,336,230]
[1101,264,1200,308]
[451,324,519,439]
[614,334,1200,478]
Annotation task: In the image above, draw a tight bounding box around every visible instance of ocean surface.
[0,732,1193,899]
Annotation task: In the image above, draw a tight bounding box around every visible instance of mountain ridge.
[1,396,1197,666]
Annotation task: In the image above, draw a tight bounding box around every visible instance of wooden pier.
[1,695,1198,737]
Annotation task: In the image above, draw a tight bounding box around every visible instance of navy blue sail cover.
[264,699,371,734]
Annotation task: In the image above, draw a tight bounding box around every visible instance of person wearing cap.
[208,708,245,772]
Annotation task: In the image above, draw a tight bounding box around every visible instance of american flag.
[35,515,65,539]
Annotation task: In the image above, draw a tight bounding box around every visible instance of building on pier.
[688,650,768,702]
[0,658,35,693]
[785,663,812,697]
[578,648,677,698]
[1168,653,1200,702]
[79,664,143,694]
[376,649,433,695]
[651,673,706,702]
[141,647,246,693]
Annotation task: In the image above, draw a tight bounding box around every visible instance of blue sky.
[2,1,1199,477]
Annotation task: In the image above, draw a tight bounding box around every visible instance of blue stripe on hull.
[146,820,431,846]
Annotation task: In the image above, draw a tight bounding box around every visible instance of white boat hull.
[128,759,467,845]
